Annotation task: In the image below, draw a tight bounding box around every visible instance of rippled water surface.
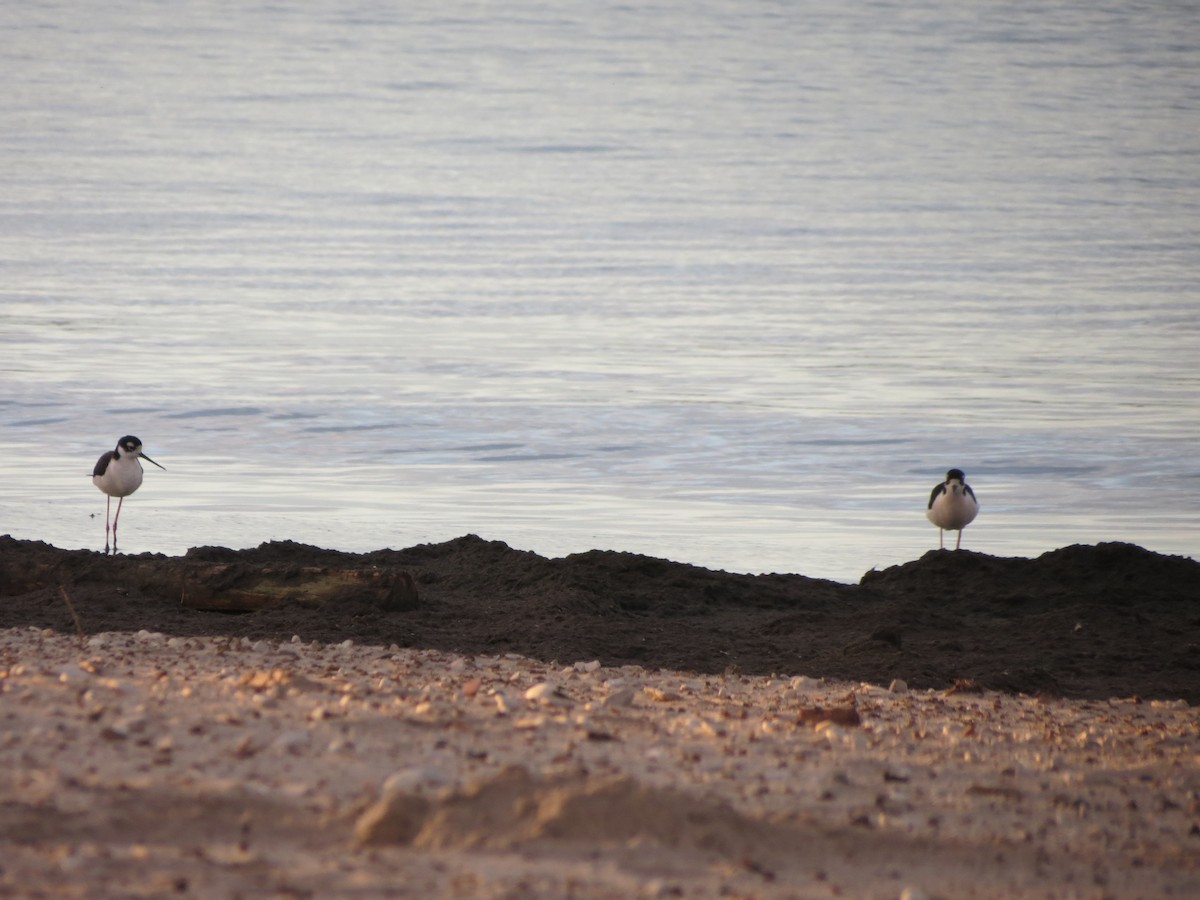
[2,1,1197,580]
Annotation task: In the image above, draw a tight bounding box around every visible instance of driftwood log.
[0,538,418,613]
[169,563,419,612]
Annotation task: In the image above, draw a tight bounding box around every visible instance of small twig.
[59,586,86,642]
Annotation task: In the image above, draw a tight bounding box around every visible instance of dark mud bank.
[1,535,1197,702]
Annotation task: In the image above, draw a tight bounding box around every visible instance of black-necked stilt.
[92,435,165,555]
[926,468,978,550]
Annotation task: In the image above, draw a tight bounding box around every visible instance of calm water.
[2,1,1198,581]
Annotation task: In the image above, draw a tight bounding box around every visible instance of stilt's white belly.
[927,487,978,531]
[93,459,144,498]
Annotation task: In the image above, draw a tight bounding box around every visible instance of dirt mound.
[1,534,1197,702]
[860,542,1200,607]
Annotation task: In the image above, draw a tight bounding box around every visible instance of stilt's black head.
[114,436,165,470]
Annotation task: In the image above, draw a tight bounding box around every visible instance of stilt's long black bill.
[143,454,166,470]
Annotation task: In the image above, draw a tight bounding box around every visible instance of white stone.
[523,682,570,706]
[788,676,821,692]
[381,766,452,797]
[58,664,92,685]
[113,715,148,736]
[601,686,638,709]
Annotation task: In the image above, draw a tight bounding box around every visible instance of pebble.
[272,730,312,755]
[58,665,92,685]
[524,683,570,707]
[789,676,821,693]
[232,735,259,759]
[116,716,149,735]
[600,686,638,709]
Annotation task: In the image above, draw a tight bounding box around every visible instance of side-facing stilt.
[92,435,165,555]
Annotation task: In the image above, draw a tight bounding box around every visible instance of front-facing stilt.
[927,469,979,551]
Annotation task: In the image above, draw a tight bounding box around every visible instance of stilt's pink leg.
[112,497,125,555]
[104,495,112,555]
[955,530,962,550]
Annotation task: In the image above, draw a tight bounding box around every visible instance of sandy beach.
[2,628,1197,898]
[1,536,1198,897]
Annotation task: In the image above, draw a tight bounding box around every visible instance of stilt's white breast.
[93,454,145,498]
[927,483,978,531]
